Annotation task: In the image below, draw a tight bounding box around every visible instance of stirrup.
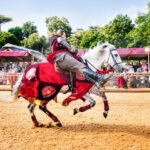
[68,84,76,92]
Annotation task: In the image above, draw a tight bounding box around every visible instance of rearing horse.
[13,42,123,127]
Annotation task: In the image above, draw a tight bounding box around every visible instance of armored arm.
[57,37,78,54]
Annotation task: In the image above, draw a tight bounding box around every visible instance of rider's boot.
[83,68,112,88]
[69,72,76,92]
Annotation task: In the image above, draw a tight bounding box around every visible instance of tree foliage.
[69,15,134,49]
[68,30,84,48]
[46,16,72,37]
[22,21,37,38]
[0,32,19,48]
[101,14,134,48]
[69,26,102,49]
[0,15,12,31]
[79,26,101,48]
[8,26,24,42]
[127,1,150,47]
[22,33,47,51]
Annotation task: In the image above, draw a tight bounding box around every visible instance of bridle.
[106,48,122,69]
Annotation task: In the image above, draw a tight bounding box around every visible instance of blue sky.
[0,0,149,36]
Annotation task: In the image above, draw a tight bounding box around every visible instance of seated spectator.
[133,62,139,72]
[141,62,148,72]
[125,65,137,88]
[137,67,142,73]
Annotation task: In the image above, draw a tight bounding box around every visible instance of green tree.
[46,16,72,37]
[127,2,150,47]
[22,21,37,38]
[0,15,12,32]
[68,29,84,48]
[79,26,101,48]
[101,14,134,48]
[8,26,24,42]
[22,33,47,51]
[69,26,102,49]
[0,32,19,48]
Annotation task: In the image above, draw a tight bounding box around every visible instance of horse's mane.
[81,42,115,70]
[82,46,101,60]
[82,42,108,61]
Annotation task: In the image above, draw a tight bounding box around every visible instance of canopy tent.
[79,48,150,60]
[0,43,46,62]
[117,48,149,60]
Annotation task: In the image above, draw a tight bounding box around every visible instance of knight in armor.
[47,29,111,89]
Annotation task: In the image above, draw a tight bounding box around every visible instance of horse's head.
[82,42,124,72]
[94,42,124,72]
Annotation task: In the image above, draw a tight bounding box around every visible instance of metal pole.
[148,53,150,72]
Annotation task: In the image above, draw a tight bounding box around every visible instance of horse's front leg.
[28,103,44,127]
[101,92,109,118]
[39,105,63,127]
[73,93,96,115]
[90,87,109,118]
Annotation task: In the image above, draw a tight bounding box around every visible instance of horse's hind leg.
[28,103,44,127]
[39,105,63,127]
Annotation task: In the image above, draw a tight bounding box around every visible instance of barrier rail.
[112,73,150,77]
[0,85,12,91]
[100,88,150,93]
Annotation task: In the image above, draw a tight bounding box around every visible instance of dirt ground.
[0,91,150,150]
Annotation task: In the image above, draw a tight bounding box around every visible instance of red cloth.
[51,37,69,52]
[39,62,69,85]
[97,69,112,74]
[20,81,39,99]
[117,76,125,88]
[62,81,93,106]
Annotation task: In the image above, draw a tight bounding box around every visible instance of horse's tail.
[11,73,24,102]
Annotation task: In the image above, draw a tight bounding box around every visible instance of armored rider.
[47,29,111,89]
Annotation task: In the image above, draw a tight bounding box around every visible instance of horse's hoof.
[44,122,53,128]
[62,100,69,106]
[32,122,44,128]
[38,122,45,127]
[73,108,78,115]
[56,122,63,127]
[103,112,108,118]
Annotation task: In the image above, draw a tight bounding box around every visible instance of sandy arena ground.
[0,91,150,150]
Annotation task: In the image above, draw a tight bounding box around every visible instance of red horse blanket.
[39,62,69,85]
[20,61,111,104]
[20,62,92,101]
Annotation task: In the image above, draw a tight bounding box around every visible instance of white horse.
[9,42,123,127]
